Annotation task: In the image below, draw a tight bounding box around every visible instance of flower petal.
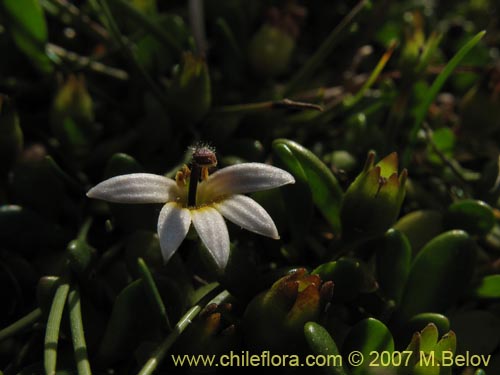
[87,173,177,203]
[191,207,230,270]
[215,194,279,239]
[199,163,295,200]
[157,202,191,263]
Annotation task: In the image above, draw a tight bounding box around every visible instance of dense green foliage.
[0,0,499,374]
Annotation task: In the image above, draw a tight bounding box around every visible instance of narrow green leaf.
[44,282,70,375]
[0,308,42,342]
[67,287,92,375]
[2,0,53,73]
[283,0,369,96]
[137,257,171,331]
[107,0,182,53]
[137,289,228,375]
[273,139,343,235]
[343,40,396,108]
[403,30,486,167]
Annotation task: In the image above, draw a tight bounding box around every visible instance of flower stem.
[188,164,201,207]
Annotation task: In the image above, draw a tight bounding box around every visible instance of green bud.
[248,24,295,77]
[243,268,333,353]
[50,74,97,160]
[166,52,211,124]
[67,239,96,276]
[0,95,23,176]
[340,152,407,240]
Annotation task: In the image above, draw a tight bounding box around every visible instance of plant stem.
[0,308,42,342]
[212,99,323,115]
[44,282,70,375]
[77,217,93,242]
[68,287,92,375]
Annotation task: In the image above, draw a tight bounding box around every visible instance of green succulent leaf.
[273,139,343,235]
[444,199,495,236]
[399,230,476,320]
[420,323,439,353]
[342,318,394,375]
[375,229,412,303]
[304,322,348,375]
[97,280,162,365]
[312,258,365,302]
[272,140,313,252]
[407,313,450,339]
[393,210,443,253]
[472,275,500,299]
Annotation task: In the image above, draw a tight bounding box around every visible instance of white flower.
[87,162,295,270]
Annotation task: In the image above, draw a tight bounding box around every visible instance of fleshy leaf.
[342,318,394,375]
[273,139,343,235]
[399,230,476,320]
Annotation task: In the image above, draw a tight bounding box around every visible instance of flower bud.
[248,24,295,78]
[247,5,305,78]
[67,239,97,276]
[340,152,407,240]
[0,95,23,177]
[166,52,211,124]
[243,268,333,353]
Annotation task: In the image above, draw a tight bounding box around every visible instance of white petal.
[199,163,295,199]
[157,202,191,263]
[191,207,230,270]
[216,195,279,239]
[87,173,177,203]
